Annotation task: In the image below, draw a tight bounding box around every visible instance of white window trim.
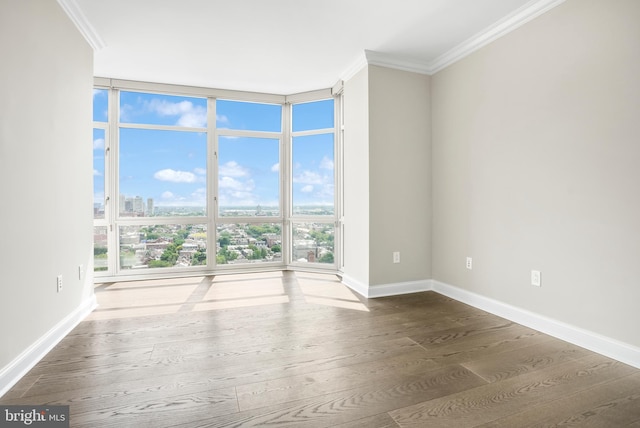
[93,78,342,281]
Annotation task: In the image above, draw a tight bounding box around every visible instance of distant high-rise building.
[147,198,154,216]
[133,196,144,213]
[119,194,126,213]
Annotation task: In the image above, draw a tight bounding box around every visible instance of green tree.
[218,247,238,263]
[319,252,334,263]
[310,229,334,245]
[247,224,281,239]
[218,231,232,247]
[149,260,172,268]
[247,245,267,260]
[176,228,190,240]
[192,249,206,265]
[159,240,183,266]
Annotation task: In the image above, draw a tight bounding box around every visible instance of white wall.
[368,66,431,286]
[0,0,95,386]
[432,0,640,347]
[342,67,370,286]
[342,65,431,293]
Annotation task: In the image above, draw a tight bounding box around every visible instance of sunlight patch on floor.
[89,271,368,319]
[193,295,291,311]
[95,284,199,309]
[297,273,369,312]
[86,304,184,321]
[204,277,285,300]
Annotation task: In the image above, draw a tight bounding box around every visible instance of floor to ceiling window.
[290,99,336,265]
[92,89,109,272]
[92,81,340,279]
[215,100,283,268]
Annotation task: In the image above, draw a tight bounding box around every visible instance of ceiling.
[65,0,561,95]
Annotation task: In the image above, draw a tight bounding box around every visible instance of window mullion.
[209,97,218,269]
[282,102,292,266]
[108,87,120,274]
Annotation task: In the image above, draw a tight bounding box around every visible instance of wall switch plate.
[57,275,63,293]
[393,251,400,263]
[531,270,541,287]
[466,257,473,270]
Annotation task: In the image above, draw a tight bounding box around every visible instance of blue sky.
[93,91,334,211]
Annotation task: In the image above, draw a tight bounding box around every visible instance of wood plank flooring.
[2,271,640,427]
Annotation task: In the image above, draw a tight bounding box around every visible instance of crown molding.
[340,52,369,83]
[340,49,433,82]
[365,50,432,75]
[340,0,566,80]
[56,0,106,51]
[428,0,566,74]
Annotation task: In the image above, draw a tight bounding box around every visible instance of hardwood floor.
[2,271,640,427]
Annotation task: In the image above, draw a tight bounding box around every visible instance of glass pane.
[218,136,280,217]
[94,226,108,272]
[120,91,207,127]
[93,89,108,122]
[292,222,335,264]
[119,224,207,270]
[292,99,334,132]
[119,128,207,217]
[93,128,106,219]
[216,100,282,132]
[216,223,282,264]
[292,133,334,215]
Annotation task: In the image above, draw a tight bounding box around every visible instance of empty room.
[1,0,639,426]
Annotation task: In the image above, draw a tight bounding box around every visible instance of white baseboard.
[0,295,97,398]
[432,280,640,370]
[341,274,431,298]
[341,276,640,369]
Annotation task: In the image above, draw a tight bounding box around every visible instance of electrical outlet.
[466,257,473,270]
[531,270,541,287]
[393,251,400,264]
[57,275,63,293]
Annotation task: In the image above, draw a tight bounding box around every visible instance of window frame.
[93,79,342,281]
[213,98,285,271]
[287,97,339,270]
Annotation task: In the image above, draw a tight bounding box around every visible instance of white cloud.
[93,138,105,150]
[293,167,335,203]
[293,170,323,185]
[146,99,207,128]
[219,176,254,191]
[93,169,102,176]
[177,110,207,128]
[219,161,249,178]
[190,187,207,205]
[156,188,207,206]
[218,175,262,206]
[154,169,197,183]
[217,114,229,125]
[193,167,206,175]
[271,163,280,172]
[320,156,334,170]
[119,104,134,122]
